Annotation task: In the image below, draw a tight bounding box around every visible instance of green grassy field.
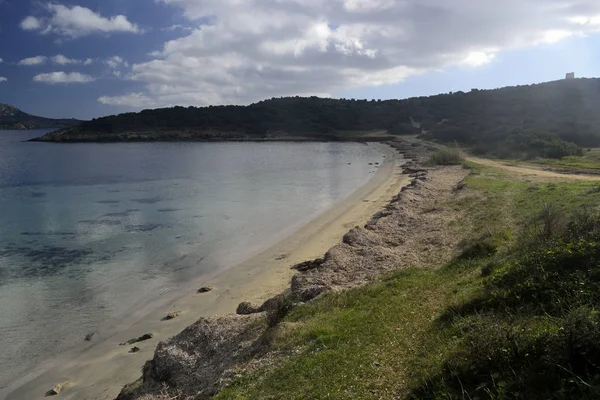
[524,148,600,173]
[215,163,600,400]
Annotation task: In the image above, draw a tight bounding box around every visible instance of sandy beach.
[3,143,407,400]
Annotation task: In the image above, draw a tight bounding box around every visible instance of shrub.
[484,239,600,314]
[414,308,600,400]
[428,145,464,166]
[473,130,584,160]
[411,206,600,399]
[566,206,600,240]
[522,203,567,244]
[458,240,498,260]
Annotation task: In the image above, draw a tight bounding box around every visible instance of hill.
[0,104,81,130]
[30,78,600,158]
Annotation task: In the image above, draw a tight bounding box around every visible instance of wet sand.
[4,143,407,400]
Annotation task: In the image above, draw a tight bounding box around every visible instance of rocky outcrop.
[116,315,265,400]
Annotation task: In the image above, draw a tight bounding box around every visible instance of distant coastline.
[28,129,398,143]
[0,103,81,131]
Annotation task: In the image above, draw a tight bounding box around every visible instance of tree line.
[72,78,600,159]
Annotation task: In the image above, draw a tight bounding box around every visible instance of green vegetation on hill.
[0,103,81,130]
[472,130,584,160]
[214,164,600,400]
[34,79,600,159]
[524,148,600,174]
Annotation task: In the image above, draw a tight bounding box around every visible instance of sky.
[0,0,600,120]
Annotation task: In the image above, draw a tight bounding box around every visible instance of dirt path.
[466,156,600,181]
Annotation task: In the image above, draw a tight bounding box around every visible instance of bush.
[521,203,568,245]
[411,206,600,399]
[485,239,600,314]
[458,239,498,260]
[428,145,464,165]
[414,308,600,399]
[566,206,600,240]
[470,130,584,160]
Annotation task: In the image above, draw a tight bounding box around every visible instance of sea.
[0,130,384,389]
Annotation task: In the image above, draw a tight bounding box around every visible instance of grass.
[514,148,600,173]
[414,208,600,399]
[217,266,479,400]
[215,163,600,400]
[428,145,464,166]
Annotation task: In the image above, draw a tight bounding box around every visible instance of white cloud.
[52,54,80,65]
[20,16,42,31]
[18,56,47,66]
[99,0,600,109]
[105,56,128,69]
[33,71,95,84]
[537,29,576,44]
[0,58,3,63]
[162,24,194,32]
[20,4,140,38]
[462,51,497,67]
[83,58,94,66]
[98,92,154,107]
[0,77,7,83]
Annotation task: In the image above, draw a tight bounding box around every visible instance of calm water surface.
[0,130,384,389]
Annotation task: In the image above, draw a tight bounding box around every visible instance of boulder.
[163,311,181,321]
[198,286,214,293]
[120,333,154,346]
[46,382,70,396]
[296,285,329,302]
[291,258,324,272]
[291,276,330,302]
[236,302,260,315]
[258,294,286,312]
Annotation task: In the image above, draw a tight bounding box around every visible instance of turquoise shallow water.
[0,130,383,389]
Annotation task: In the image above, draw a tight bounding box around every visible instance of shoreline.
[27,136,397,144]
[4,142,407,400]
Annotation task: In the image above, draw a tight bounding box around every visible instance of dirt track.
[466,156,600,181]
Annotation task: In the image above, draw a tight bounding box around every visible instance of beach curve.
[4,142,407,400]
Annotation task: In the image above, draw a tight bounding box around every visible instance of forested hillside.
[32,78,600,159]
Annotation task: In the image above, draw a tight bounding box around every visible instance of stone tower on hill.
[566,72,575,80]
